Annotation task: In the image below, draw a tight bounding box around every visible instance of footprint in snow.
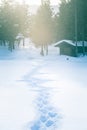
[30,91,60,130]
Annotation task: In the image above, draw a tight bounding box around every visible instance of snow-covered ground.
[0,42,87,130]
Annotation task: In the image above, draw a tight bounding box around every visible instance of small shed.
[54,40,87,57]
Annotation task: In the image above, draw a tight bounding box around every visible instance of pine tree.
[30,0,53,55]
[0,0,30,50]
[0,0,18,50]
[14,2,30,46]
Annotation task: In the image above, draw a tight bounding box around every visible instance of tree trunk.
[46,44,48,55]
[82,41,85,56]
[40,44,44,56]
[12,41,15,50]
[23,38,25,47]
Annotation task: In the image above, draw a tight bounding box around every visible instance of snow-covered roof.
[16,33,24,39]
[54,40,87,47]
[54,40,75,46]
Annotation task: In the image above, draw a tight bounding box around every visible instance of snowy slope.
[0,42,87,130]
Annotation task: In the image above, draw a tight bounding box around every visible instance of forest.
[0,0,87,55]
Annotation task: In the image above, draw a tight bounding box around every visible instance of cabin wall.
[59,43,76,57]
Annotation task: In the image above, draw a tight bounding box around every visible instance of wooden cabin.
[54,40,87,57]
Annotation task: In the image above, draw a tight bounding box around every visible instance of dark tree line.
[54,0,87,42]
[53,0,87,56]
[0,0,87,55]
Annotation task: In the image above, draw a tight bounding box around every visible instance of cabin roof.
[54,40,87,47]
